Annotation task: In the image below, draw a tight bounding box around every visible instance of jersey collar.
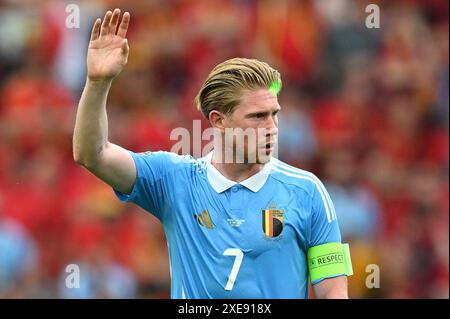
[204,151,273,193]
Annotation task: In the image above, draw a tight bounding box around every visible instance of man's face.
[221,88,280,164]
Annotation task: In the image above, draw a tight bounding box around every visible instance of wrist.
[86,77,113,89]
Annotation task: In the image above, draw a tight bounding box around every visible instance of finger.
[117,12,130,38]
[121,39,129,55]
[90,18,101,41]
[122,40,129,64]
[100,10,112,36]
[109,8,121,35]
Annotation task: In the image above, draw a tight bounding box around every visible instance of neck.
[211,151,264,183]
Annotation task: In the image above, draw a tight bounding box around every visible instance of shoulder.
[269,158,327,199]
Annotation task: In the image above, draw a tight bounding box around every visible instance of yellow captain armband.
[307,242,353,283]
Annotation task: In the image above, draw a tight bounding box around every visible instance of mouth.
[261,142,275,153]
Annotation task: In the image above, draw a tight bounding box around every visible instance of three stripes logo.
[262,209,284,238]
[194,210,215,229]
[271,160,337,224]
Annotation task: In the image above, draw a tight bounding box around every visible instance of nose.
[265,116,278,139]
[266,116,278,136]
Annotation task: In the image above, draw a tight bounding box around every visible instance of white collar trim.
[204,151,272,193]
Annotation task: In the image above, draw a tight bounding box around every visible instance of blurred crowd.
[0,0,448,298]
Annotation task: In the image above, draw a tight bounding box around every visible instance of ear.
[209,110,226,132]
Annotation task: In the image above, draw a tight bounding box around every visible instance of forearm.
[73,78,112,167]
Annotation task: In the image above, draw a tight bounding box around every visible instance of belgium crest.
[262,209,284,237]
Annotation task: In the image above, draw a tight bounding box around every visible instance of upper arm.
[84,142,136,195]
[313,276,348,299]
[111,150,190,221]
[308,179,341,247]
[307,178,346,284]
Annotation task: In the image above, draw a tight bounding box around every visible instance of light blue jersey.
[114,151,343,299]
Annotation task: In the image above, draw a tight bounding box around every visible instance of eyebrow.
[245,107,281,118]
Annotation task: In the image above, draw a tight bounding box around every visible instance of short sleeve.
[113,150,183,221]
[308,179,343,284]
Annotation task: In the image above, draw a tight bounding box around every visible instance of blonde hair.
[195,57,282,120]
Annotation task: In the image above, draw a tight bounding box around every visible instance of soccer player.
[73,9,353,299]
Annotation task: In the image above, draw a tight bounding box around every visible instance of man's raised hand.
[87,9,130,82]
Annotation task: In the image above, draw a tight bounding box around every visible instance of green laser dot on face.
[268,81,281,96]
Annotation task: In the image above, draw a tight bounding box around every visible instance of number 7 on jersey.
[223,248,244,291]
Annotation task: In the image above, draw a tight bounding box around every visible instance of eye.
[254,113,266,119]
[272,110,279,117]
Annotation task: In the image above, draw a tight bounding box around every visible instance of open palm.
[87,9,130,81]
